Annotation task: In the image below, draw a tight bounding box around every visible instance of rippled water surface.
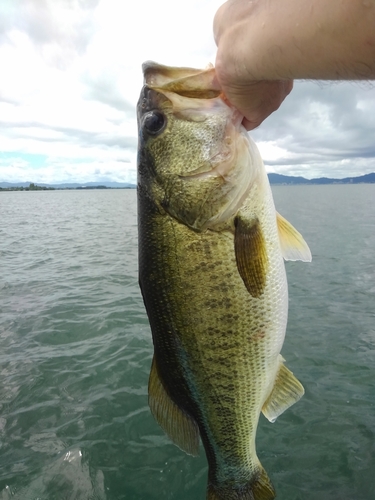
[0,186,374,500]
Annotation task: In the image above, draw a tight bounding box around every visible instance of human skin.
[214,0,375,129]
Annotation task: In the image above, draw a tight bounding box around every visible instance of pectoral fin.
[148,356,199,456]
[276,212,312,262]
[262,357,305,423]
[234,215,268,298]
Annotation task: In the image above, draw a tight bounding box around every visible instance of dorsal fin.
[148,356,200,456]
[276,212,312,262]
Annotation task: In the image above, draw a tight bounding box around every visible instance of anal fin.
[262,357,305,423]
[148,356,199,456]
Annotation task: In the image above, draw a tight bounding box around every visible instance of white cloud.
[0,0,374,184]
[257,141,294,164]
[251,80,375,178]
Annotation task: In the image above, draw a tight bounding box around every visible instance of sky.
[0,0,374,185]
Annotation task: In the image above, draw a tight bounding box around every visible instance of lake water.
[0,186,374,500]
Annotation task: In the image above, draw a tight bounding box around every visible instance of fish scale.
[141,214,265,476]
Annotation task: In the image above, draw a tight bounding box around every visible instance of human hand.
[214,0,375,130]
[214,0,293,130]
[216,77,293,131]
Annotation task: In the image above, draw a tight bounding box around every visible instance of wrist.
[215,0,375,82]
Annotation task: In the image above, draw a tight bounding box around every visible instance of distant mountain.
[268,174,310,185]
[0,181,136,189]
[1,173,375,189]
[267,172,375,185]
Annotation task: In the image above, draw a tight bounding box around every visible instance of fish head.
[137,62,263,231]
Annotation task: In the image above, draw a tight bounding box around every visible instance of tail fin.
[207,466,275,500]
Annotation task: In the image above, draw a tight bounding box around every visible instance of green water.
[0,186,374,500]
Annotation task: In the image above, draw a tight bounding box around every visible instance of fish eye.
[143,111,166,136]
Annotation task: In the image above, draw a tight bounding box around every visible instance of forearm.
[214,0,375,83]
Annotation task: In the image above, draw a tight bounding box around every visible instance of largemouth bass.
[137,62,311,500]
